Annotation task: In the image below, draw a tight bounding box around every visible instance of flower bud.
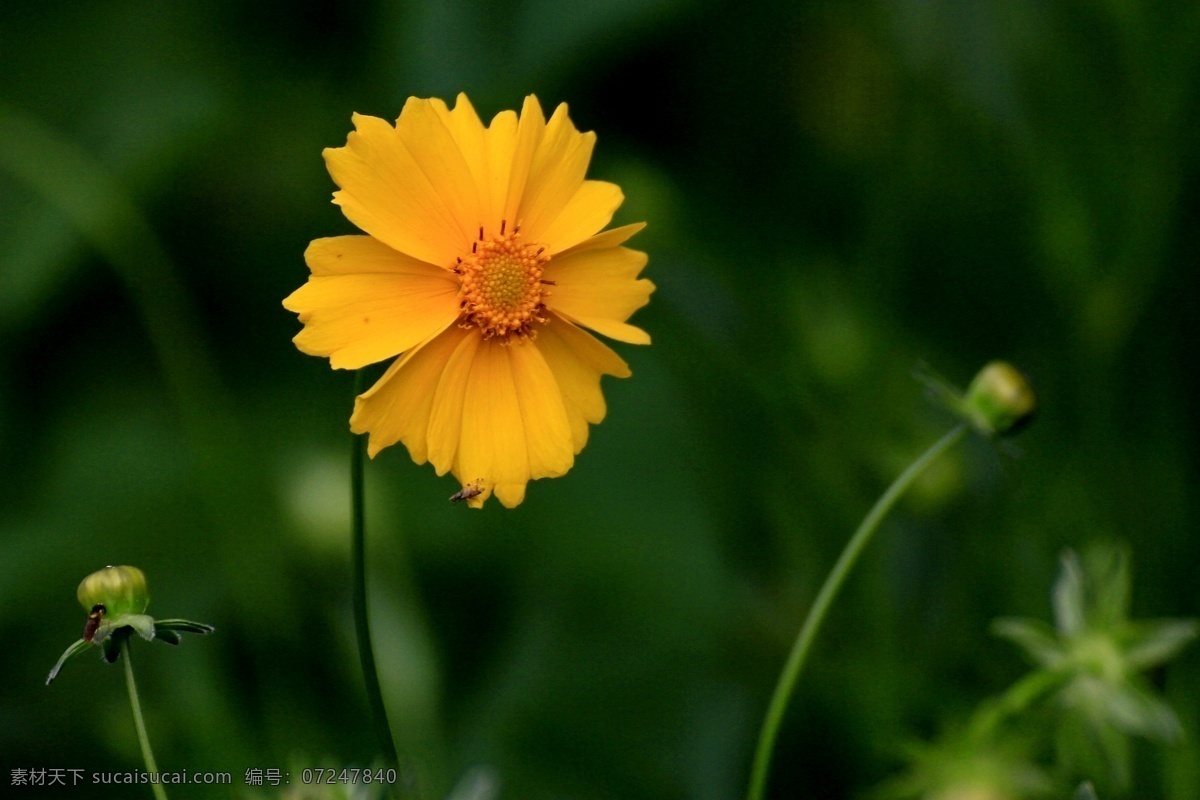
[963,362,1036,437]
[77,565,149,618]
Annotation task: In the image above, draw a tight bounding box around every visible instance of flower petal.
[432,94,492,226]
[544,246,654,344]
[519,103,597,244]
[501,95,546,230]
[301,234,442,276]
[350,325,474,460]
[395,97,483,246]
[324,113,469,266]
[509,339,575,477]
[446,339,576,508]
[536,315,631,453]
[557,222,646,257]
[426,329,482,473]
[483,109,519,232]
[537,180,625,254]
[556,316,651,345]
[456,341,530,508]
[284,236,461,369]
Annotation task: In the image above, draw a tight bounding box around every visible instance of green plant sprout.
[990,545,1197,789]
[881,546,1196,799]
[46,565,214,800]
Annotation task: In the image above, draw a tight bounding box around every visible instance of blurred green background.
[2,1,1199,798]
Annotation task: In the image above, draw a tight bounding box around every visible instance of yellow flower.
[284,94,653,508]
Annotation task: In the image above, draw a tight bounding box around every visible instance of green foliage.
[886,547,1196,798]
[996,546,1197,789]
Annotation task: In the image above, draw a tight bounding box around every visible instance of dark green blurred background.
[3,1,1199,798]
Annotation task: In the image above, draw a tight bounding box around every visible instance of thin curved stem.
[747,424,968,800]
[122,639,168,800]
[351,370,402,796]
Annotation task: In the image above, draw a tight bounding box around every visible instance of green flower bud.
[77,565,149,618]
[48,566,213,684]
[963,362,1036,437]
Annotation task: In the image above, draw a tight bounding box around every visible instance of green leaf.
[1106,682,1182,741]
[993,617,1065,667]
[1082,545,1130,630]
[1124,619,1199,670]
[1094,719,1132,789]
[1056,712,1131,791]
[1053,551,1087,636]
[45,638,91,685]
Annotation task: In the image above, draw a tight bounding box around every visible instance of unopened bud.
[963,362,1036,437]
[77,565,149,618]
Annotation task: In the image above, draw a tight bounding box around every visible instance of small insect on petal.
[83,604,106,643]
[450,480,484,504]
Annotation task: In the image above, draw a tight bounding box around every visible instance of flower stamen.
[456,228,552,341]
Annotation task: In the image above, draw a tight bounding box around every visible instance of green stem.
[351,370,403,797]
[747,423,968,800]
[967,667,1067,742]
[122,639,168,800]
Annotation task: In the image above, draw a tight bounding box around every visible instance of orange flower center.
[455,225,552,341]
